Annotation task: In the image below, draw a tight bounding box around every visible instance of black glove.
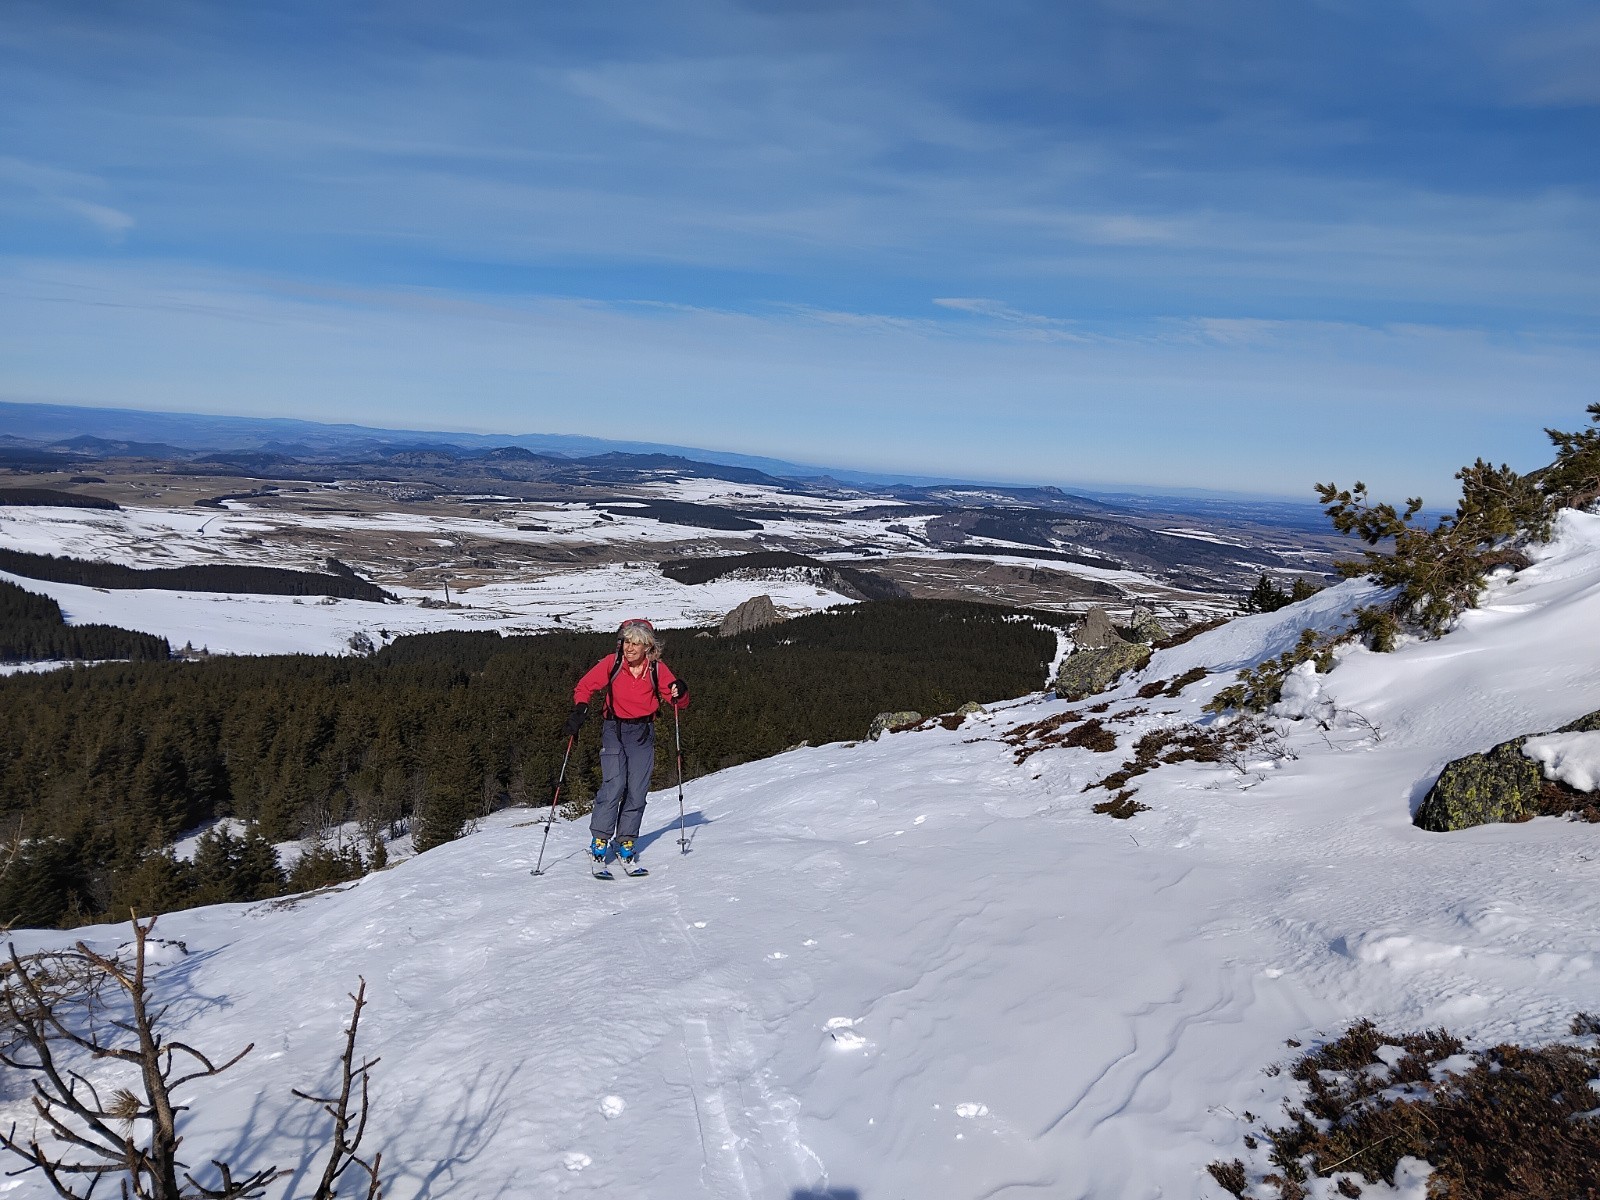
[562,703,588,738]
[669,679,688,702]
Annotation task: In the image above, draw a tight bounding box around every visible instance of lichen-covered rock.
[868,711,923,741]
[1415,708,1600,831]
[1414,740,1544,831]
[956,701,987,717]
[1560,710,1600,735]
[1052,642,1152,702]
[1128,613,1170,644]
[1072,607,1125,650]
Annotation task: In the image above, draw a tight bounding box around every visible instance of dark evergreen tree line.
[0,579,170,662]
[0,488,120,510]
[0,548,394,601]
[0,600,1059,927]
[659,550,906,598]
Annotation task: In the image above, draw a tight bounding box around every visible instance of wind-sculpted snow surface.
[5,512,1600,1198]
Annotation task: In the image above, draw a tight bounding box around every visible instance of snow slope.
[6,511,1600,1198]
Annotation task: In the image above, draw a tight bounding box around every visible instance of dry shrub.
[1213,1017,1600,1199]
[1207,1159,1247,1197]
[1063,719,1118,753]
[1091,791,1150,819]
[1153,617,1230,651]
[1135,670,1207,700]
[1004,711,1119,762]
[1166,666,1208,696]
[1537,777,1600,823]
[1086,722,1260,793]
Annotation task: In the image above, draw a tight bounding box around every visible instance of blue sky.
[2,1,1598,500]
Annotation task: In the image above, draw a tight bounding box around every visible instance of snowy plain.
[0,486,1196,660]
[0,498,866,653]
[4,510,1600,1197]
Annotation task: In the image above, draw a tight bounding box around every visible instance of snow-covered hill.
[6,512,1600,1199]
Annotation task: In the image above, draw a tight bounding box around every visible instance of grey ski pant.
[590,717,656,841]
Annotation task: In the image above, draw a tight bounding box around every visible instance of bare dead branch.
[3,922,386,1199]
[290,979,384,1200]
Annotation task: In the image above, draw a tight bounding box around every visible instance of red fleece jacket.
[573,655,689,719]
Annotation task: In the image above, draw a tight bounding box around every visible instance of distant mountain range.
[0,399,1330,526]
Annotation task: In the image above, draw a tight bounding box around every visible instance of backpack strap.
[601,641,625,721]
[602,648,665,723]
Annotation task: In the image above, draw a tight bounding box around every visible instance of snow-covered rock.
[1523,730,1600,792]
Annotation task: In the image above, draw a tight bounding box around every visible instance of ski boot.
[589,835,609,863]
[615,838,647,876]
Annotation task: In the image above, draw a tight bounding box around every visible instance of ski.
[591,859,615,880]
[618,858,648,877]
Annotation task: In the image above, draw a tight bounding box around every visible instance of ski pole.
[673,704,689,854]
[532,734,575,877]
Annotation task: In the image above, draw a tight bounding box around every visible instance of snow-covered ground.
[0,564,854,656]
[0,493,1207,660]
[5,510,1600,1198]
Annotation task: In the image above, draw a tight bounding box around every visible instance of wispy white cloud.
[60,199,135,238]
[931,298,1088,341]
[0,155,133,239]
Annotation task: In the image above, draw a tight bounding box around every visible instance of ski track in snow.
[4,509,1600,1197]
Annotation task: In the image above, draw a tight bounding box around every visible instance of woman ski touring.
[562,619,689,875]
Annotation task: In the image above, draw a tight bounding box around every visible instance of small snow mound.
[829,1029,868,1051]
[562,1151,592,1172]
[824,1016,858,1029]
[599,1096,626,1119]
[1374,1044,1408,1068]
[1343,933,1465,970]
[954,1102,989,1119]
[118,938,189,969]
[1522,731,1600,792]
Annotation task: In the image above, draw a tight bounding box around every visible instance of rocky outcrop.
[1415,709,1600,831]
[1053,642,1152,701]
[1073,607,1123,650]
[955,701,986,717]
[719,594,783,637]
[1128,612,1170,644]
[868,711,923,741]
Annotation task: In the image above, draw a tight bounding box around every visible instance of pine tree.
[1241,574,1290,613]
[1288,577,1321,602]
